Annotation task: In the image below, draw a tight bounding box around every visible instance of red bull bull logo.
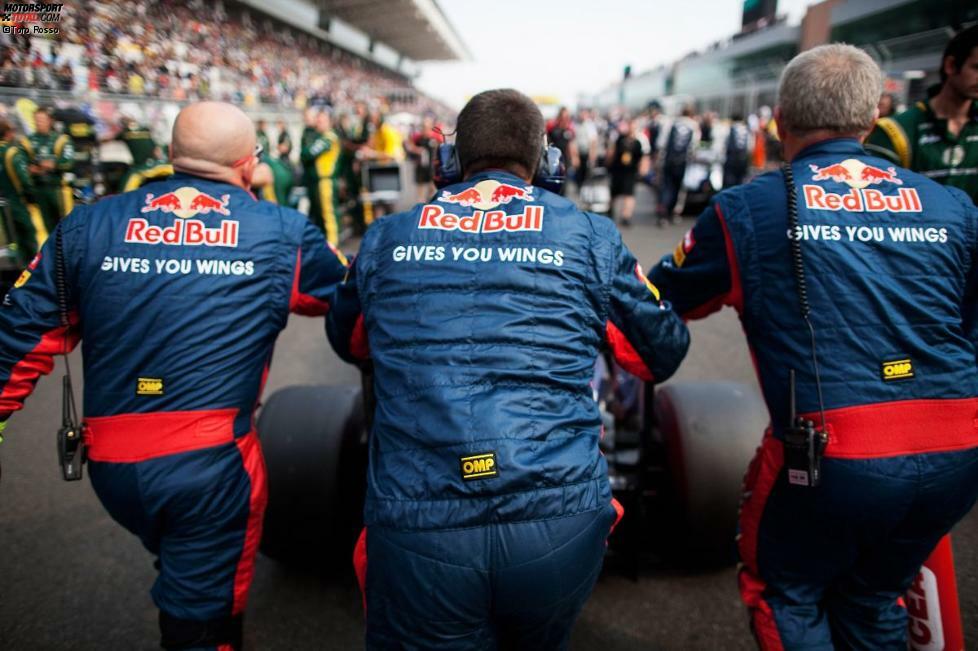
[140,187,232,218]
[805,159,920,213]
[439,180,535,210]
[127,186,238,247]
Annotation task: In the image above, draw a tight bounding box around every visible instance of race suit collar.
[464,170,531,186]
[169,171,250,195]
[794,137,865,160]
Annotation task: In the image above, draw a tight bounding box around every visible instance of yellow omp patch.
[673,242,687,268]
[634,263,661,301]
[881,359,914,382]
[13,270,30,288]
[460,452,498,481]
[136,377,165,396]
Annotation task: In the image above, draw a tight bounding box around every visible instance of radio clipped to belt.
[782,162,828,488]
[54,225,86,481]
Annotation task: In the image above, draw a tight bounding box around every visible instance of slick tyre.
[257,385,367,566]
[654,381,766,563]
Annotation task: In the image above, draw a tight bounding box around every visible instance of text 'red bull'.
[803,185,922,213]
[124,218,240,247]
[418,204,544,234]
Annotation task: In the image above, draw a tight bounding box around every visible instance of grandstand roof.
[318,0,469,61]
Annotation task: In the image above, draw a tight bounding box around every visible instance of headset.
[433,140,565,194]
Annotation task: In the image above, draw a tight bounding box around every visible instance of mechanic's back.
[328,89,689,650]
[0,102,347,650]
[650,46,978,650]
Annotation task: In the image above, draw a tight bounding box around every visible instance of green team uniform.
[278,129,293,160]
[19,131,74,231]
[256,128,270,157]
[120,122,158,167]
[300,129,340,245]
[120,158,174,193]
[866,100,978,203]
[259,155,295,207]
[338,120,369,231]
[0,139,45,263]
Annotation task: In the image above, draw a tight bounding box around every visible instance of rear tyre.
[257,385,367,566]
[654,381,767,563]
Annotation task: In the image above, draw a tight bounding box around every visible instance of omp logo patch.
[136,377,164,395]
[13,269,30,288]
[881,359,914,382]
[460,452,498,481]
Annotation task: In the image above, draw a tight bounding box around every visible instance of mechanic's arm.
[0,222,81,435]
[648,203,739,320]
[606,233,690,383]
[290,220,349,316]
[325,254,368,365]
[6,146,37,201]
[54,134,74,172]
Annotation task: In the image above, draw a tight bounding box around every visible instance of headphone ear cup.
[433,144,462,189]
[534,145,565,193]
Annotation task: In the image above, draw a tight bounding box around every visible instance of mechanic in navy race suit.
[649,45,978,650]
[0,102,348,650]
[327,89,690,650]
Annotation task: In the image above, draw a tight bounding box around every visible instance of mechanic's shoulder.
[261,199,306,241]
[580,208,620,242]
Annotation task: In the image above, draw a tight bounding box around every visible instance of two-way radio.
[782,162,828,488]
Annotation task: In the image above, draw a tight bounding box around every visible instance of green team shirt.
[866,100,978,203]
[256,129,270,157]
[19,131,74,187]
[120,123,157,167]
[0,139,35,202]
[259,155,295,206]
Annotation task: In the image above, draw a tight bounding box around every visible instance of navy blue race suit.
[328,170,690,650]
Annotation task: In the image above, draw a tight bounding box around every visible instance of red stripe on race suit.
[289,249,330,316]
[83,409,238,462]
[0,314,80,420]
[683,204,743,321]
[231,431,268,615]
[350,314,370,361]
[737,433,786,651]
[802,397,978,458]
[354,527,368,614]
[609,497,624,535]
[604,320,654,381]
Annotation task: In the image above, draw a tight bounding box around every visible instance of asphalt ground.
[2,183,978,650]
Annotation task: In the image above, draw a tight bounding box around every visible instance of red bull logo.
[140,187,232,218]
[128,186,238,247]
[805,159,919,213]
[439,180,535,210]
[418,204,544,234]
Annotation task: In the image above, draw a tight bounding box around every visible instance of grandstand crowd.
[0,0,450,117]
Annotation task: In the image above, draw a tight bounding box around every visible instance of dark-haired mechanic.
[0,101,347,650]
[866,24,978,203]
[328,88,689,650]
[650,45,978,650]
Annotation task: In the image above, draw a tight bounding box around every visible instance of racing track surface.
[2,184,977,650]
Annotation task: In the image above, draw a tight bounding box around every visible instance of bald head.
[171,102,255,168]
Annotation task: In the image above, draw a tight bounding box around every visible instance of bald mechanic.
[0,102,348,650]
[328,89,689,649]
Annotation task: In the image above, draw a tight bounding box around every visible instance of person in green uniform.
[119,116,161,168]
[866,25,978,203]
[119,158,174,192]
[276,119,292,161]
[338,102,370,233]
[19,107,74,231]
[256,119,271,158]
[300,110,341,244]
[0,119,45,263]
[256,153,295,207]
